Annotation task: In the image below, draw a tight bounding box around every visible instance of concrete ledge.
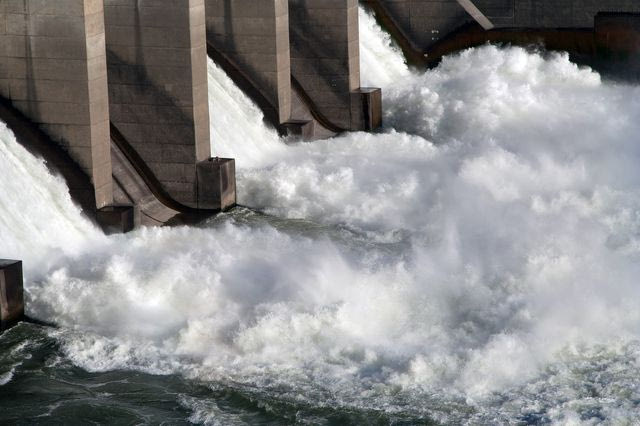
[196,158,236,211]
[96,205,135,234]
[0,260,24,332]
[282,119,315,139]
[351,88,382,131]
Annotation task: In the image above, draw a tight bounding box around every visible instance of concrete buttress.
[0,0,113,209]
[206,0,292,125]
[104,0,211,207]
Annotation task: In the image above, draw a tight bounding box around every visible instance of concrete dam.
[1,0,639,232]
[0,0,386,231]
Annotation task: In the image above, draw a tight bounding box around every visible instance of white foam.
[358,7,410,88]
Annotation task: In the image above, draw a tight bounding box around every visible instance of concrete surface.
[104,0,211,207]
[0,0,113,208]
[196,157,236,211]
[0,260,23,331]
[206,0,291,124]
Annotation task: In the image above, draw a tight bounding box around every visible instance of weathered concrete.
[367,0,471,51]
[371,0,640,53]
[595,13,640,79]
[206,0,291,125]
[476,0,640,29]
[96,205,135,234]
[289,0,365,131]
[351,87,382,131]
[0,0,113,208]
[196,158,236,211]
[110,139,181,227]
[0,260,24,331]
[104,0,211,207]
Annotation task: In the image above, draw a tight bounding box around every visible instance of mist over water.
[2,6,640,424]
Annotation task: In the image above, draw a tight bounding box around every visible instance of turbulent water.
[2,7,640,424]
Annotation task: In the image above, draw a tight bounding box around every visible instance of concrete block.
[351,87,382,131]
[96,205,135,234]
[282,119,315,139]
[0,259,24,331]
[196,158,236,211]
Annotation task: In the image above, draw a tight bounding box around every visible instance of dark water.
[0,323,436,425]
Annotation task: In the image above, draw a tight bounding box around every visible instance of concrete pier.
[0,260,24,331]
[6,0,638,233]
[206,0,291,125]
[289,0,369,131]
[0,0,113,208]
[104,0,212,207]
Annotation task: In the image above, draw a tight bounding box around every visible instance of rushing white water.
[207,59,284,168]
[2,6,640,423]
[359,7,410,88]
[0,124,104,272]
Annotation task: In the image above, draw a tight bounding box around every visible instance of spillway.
[2,6,640,424]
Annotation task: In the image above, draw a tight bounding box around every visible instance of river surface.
[2,8,640,425]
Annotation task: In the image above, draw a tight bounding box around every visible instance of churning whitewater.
[2,6,640,424]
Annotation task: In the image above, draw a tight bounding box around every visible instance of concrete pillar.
[0,0,113,209]
[104,0,211,206]
[0,260,24,331]
[196,158,236,211]
[206,0,291,125]
[96,205,135,234]
[289,0,365,131]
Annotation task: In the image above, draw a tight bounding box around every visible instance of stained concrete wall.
[206,0,291,124]
[376,0,640,51]
[374,0,471,50]
[475,0,640,28]
[289,0,362,130]
[104,0,210,206]
[0,0,113,208]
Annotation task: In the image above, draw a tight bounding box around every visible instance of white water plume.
[1,8,640,423]
[207,58,285,168]
[0,123,103,272]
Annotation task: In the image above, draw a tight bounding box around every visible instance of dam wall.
[103,0,211,206]
[0,0,113,208]
[289,0,375,131]
[206,0,381,135]
[205,0,291,125]
[476,0,640,29]
[369,1,640,53]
